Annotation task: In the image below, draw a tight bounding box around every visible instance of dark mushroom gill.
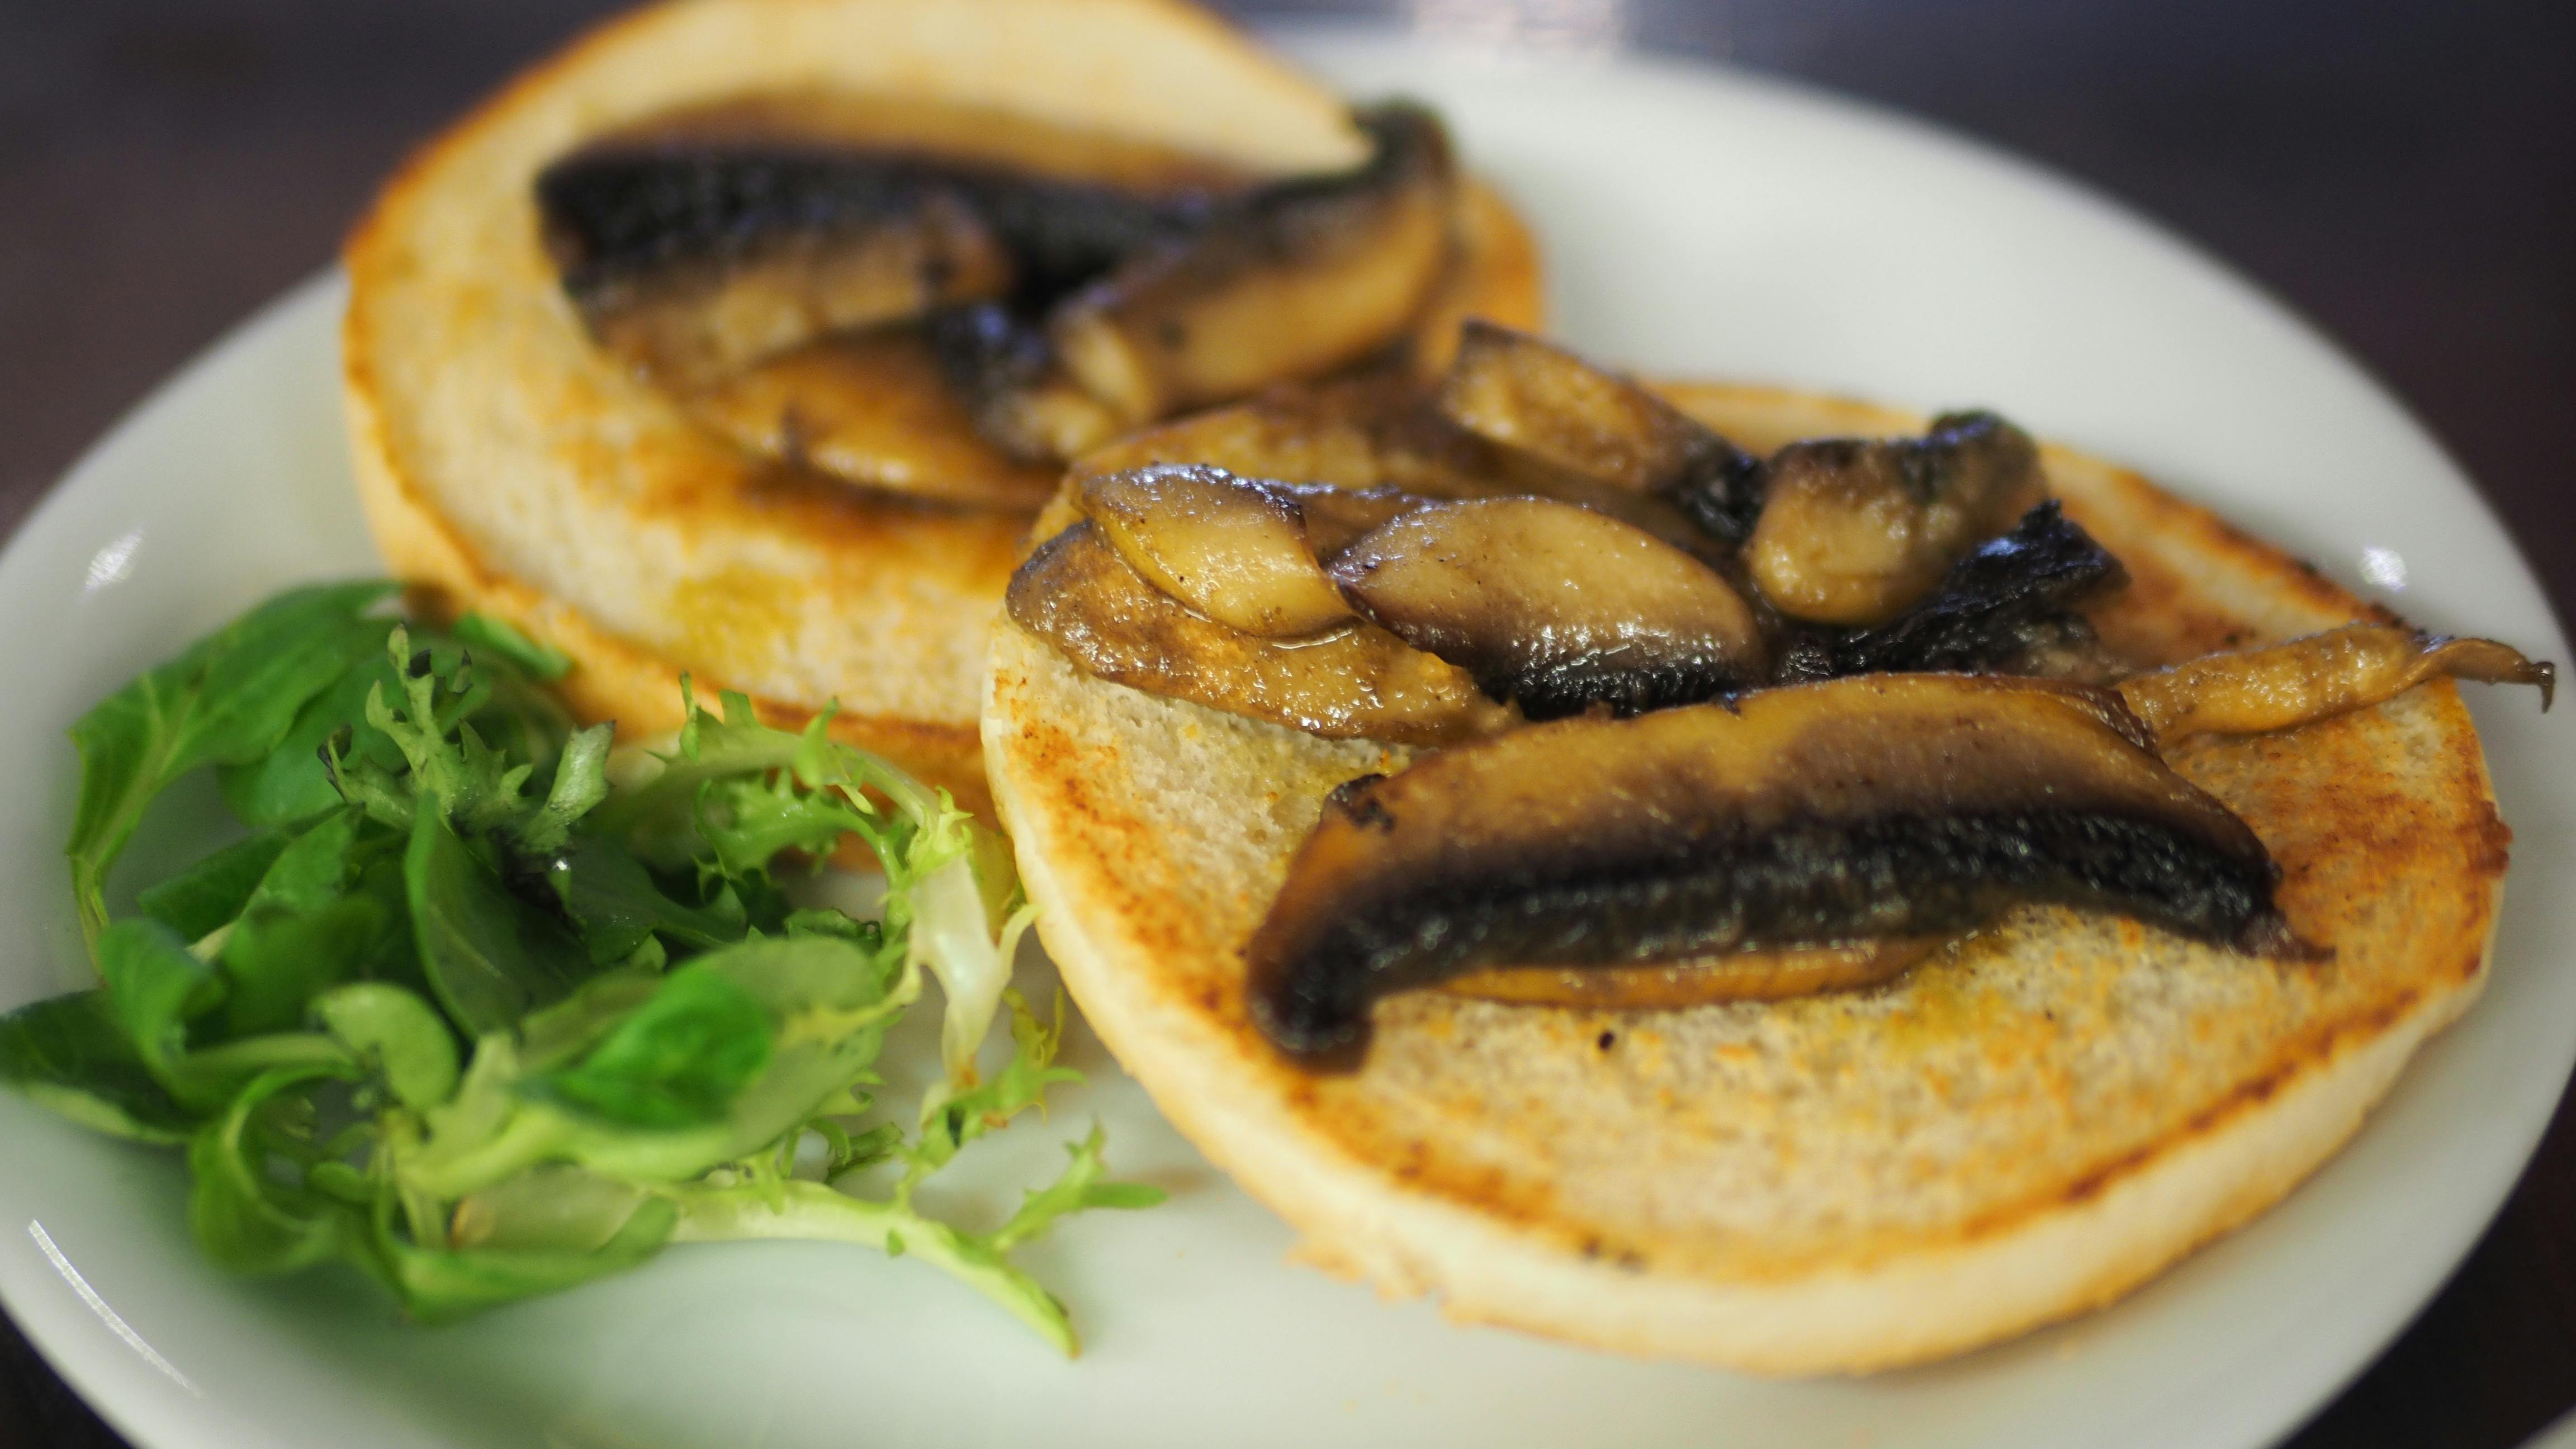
[1246,674,2289,1064]
[1787,500,2128,681]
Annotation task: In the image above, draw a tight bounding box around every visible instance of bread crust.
[982,382,2509,1372]
[343,0,1545,818]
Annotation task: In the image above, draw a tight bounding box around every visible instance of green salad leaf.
[0,991,193,1143]
[406,807,594,1036]
[69,583,397,948]
[136,830,290,940]
[3,584,1155,1349]
[538,967,774,1129]
[452,611,575,683]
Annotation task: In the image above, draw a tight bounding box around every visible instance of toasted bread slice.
[344,0,1543,818]
[982,381,2511,1373]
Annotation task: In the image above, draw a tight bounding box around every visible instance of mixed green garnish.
[1,583,1157,1349]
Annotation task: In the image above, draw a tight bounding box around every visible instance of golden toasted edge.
[346,366,997,818]
[982,381,2505,1372]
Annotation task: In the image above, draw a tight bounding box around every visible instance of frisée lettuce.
[2,584,1157,1351]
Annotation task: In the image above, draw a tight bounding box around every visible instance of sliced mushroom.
[1070,375,1495,499]
[534,97,1238,442]
[685,327,1062,509]
[1820,500,2128,678]
[1007,520,1517,745]
[537,96,1491,501]
[2116,624,2554,744]
[538,157,1016,391]
[1050,104,1458,425]
[1746,411,2047,627]
[1078,465,1356,637]
[1069,376,1716,557]
[1330,496,1769,718]
[1283,482,1437,558]
[1247,674,2287,1063]
[1437,321,1765,543]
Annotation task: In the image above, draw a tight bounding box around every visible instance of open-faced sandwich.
[335,0,2554,1374]
[983,323,2553,1371]
[344,0,1542,817]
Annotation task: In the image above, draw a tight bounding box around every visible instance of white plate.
[3,28,2569,1449]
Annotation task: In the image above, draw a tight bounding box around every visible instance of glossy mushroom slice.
[1746,411,2047,627]
[1050,104,1459,426]
[1078,465,1357,637]
[1007,520,1517,745]
[534,96,1240,467]
[537,149,1019,392]
[2115,624,2555,744]
[1807,500,2128,680]
[1246,674,2290,1063]
[1069,375,1502,499]
[1063,376,1713,552]
[1437,321,1766,543]
[687,327,1062,509]
[1330,496,1769,717]
[1285,482,1438,557]
[1025,431,1435,574]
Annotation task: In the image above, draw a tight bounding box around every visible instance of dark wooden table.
[2,1,2570,1444]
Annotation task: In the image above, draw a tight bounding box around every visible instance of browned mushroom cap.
[1069,375,1501,499]
[1067,376,1716,558]
[536,96,1242,384]
[1330,496,1769,718]
[542,174,1014,394]
[533,93,1247,486]
[1746,411,2047,627]
[1247,673,2288,1063]
[685,328,1062,509]
[1436,321,1765,543]
[1007,520,1518,745]
[1078,465,1358,637]
[2116,624,2555,744]
[1050,105,1459,427]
